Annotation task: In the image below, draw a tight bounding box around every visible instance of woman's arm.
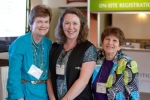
[47,78,56,100]
[61,61,96,100]
[7,39,25,99]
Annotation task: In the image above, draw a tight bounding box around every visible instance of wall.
[46,8,61,42]
[99,14,111,46]
[90,13,97,46]
[31,0,87,8]
[31,0,42,9]
[90,13,111,47]
[112,14,150,39]
[44,0,87,8]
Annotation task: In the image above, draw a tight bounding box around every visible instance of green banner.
[90,0,150,11]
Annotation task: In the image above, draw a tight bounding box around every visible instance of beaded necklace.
[31,35,45,70]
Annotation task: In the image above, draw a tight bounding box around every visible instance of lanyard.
[31,36,45,70]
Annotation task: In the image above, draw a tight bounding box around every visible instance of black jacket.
[49,40,94,100]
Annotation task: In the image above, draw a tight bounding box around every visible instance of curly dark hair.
[29,4,52,25]
[55,7,89,44]
[101,26,125,46]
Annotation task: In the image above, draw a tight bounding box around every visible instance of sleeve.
[124,60,140,100]
[6,38,25,99]
[83,45,97,63]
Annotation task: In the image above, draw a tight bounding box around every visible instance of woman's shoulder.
[122,55,132,62]
[50,42,63,51]
[10,33,29,47]
[78,40,94,48]
[52,42,62,46]
[118,53,138,68]
[83,40,94,45]
[43,37,52,44]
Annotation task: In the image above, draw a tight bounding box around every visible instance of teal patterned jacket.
[92,50,139,100]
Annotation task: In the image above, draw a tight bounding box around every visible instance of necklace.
[32,40,39,49]
[31,35,44,69]
[31,36,41,49]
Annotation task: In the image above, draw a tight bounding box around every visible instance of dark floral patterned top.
[56,45,97,100]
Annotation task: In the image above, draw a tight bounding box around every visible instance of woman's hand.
[62,61,96,99]
[47,78,56,100]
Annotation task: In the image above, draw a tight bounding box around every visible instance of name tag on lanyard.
[56,64,65,79]
[96,82,106,94]
[28,64,43,79]
[56,64,65,75]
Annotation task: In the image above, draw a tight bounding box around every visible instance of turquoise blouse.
[6,32,52,100]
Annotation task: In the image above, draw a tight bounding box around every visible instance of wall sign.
[67,0,87,4]
[90,0,150,11]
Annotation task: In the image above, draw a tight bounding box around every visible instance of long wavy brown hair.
[55,7,89,44]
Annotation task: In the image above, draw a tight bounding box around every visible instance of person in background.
[6,4,52,100]
[47,7,97,100]
[92,26,139,100]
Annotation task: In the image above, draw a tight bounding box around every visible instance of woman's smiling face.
[62,14,81,41]
[102,35,122,57]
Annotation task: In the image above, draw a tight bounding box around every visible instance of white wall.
[112,14,150,39]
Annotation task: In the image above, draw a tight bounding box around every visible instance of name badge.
[96,82,106,94]
[28,64,43,79]
[56,64,65,75]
